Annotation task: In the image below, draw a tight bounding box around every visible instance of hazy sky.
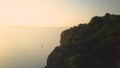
[0,0,120,27]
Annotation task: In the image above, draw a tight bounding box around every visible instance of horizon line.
[0,25,71,28]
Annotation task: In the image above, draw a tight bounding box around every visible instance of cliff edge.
[45,13,120,68]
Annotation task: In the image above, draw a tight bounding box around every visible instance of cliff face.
[45,13,120,68]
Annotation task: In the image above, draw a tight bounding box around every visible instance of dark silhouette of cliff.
[45,13,120,68]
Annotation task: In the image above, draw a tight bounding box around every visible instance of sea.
[0,27,67,68]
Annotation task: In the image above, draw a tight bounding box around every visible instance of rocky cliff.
[45,13,120,68]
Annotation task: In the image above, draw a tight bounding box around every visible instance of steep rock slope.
[45,13,120,68]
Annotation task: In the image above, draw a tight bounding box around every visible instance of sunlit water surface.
[0,27,67,68]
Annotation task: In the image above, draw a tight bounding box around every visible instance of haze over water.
[0,0,119,68]
[0,27,67,68]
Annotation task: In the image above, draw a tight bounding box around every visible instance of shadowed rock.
[45,13,120,68]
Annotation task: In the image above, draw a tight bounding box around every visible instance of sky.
[0,0,120,27]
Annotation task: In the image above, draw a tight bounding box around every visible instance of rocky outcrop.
[45,13,120,68]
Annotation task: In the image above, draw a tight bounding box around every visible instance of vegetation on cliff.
[45,13,120,68]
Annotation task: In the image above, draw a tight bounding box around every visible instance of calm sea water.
[0,27,67,68]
